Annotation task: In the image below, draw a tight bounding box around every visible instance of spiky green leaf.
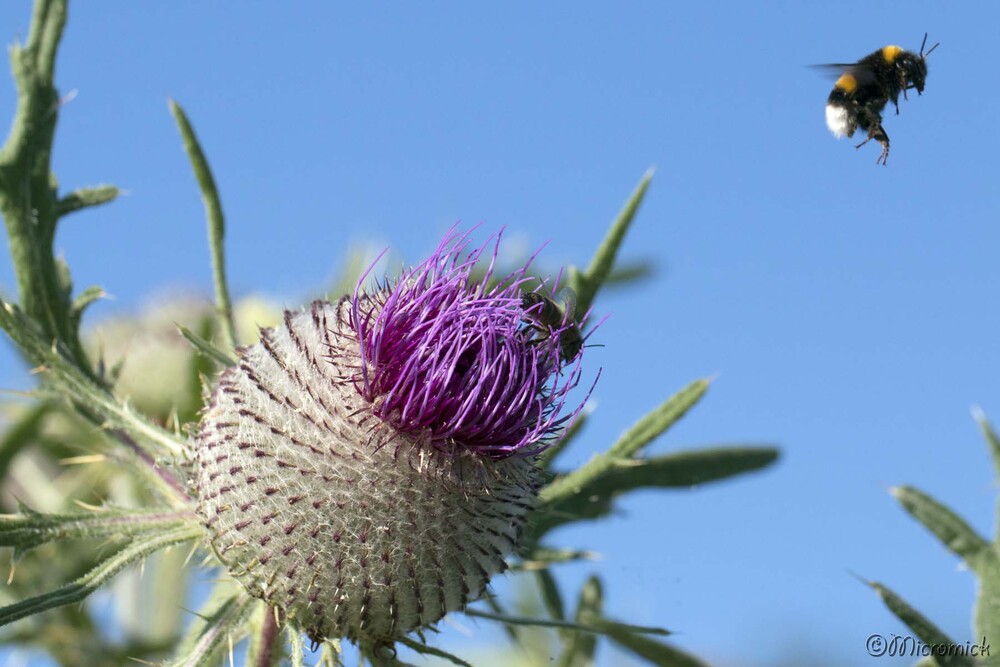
[398,637,473,667]
[556,576,604,667]
[169,99,238,352]
[0,525,200,628]
[0,401,50,482]
[602,627,704,667]
[541,379,713,509]
[608,379,710,459]
[166,585,255,667]
[537,446,778,534]
[55,185,119,217]
[177,323,236,367]
[244,602,285,667]
[0,506,192,558]
[537,569,566,622]
[515,547,600,571]
[892,485,992,573]
[0,298,188,465]
[570,168,654,318]
[867,579,977,667]
[972,407,1000,482]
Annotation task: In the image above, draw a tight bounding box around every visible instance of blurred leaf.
[398,637,473,666]
[891,485,991,572]
[541,379,712,509]
[177,324,236,368]
[603,259,656,288]
[0,524,200,628]
[0,298,187,465]
[536,569,566,621]
[595,446,779,491]
[609,379,710,459]
[167,585,255,667]
[180,316,217,425]
[169,99,238,352]
[537,446,778,535]
[482,593,521,644]
[316,639,344,667]
[866,579,976,667]
[326,246,378,301]
[69,285,107,334]
[556,576,603,667]
[0,505,191,558]
[465,606,666,638]
[245,602,285,667]
[55,185,120,217]
[603,628,706,667]
[972,407,1000,484]
[288,626,305,667]
[570,169,654,319]
[0,401,50,482]
[974,557,1000,663]
[515,546,600,570]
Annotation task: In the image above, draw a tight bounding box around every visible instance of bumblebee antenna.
[920,32,940,59]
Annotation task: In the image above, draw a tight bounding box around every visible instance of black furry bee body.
[521,288,583,363]
[822,34,938,165]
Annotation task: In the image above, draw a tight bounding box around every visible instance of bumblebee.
[822,34,938,165]
[521,287,583,363]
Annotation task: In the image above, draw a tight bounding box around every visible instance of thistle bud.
[193,229,585,645]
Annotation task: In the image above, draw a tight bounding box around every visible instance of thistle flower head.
[350,227,581,457]
[193,228,590,646]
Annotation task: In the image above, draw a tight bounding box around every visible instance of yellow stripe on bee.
[882,45,903,62]
[835,73,857,93]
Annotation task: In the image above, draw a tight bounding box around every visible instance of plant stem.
[169,99,239,352]
[0,0,90,370]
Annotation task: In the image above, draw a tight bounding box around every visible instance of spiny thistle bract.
[193,229,588,646]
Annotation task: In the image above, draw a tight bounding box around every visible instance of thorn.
[72,499,106,511]
[182,541,199,568]
[58,454,106,465]
[846,569,871,586]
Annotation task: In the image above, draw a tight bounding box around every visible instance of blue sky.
[2,2,999,665]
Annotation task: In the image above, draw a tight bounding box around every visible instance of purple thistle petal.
[347,227,591,458]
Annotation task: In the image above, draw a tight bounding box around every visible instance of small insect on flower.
[818,33,939,165]
[521,286,584,363]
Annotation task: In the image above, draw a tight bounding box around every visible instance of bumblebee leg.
[854,109,890,165]
[875,135,890,166]
[855,125,890,165]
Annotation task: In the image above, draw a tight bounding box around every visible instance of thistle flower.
[193,229,587,647]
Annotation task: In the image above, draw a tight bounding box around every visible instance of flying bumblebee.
[821,34,938,165]
[521,287,583,363]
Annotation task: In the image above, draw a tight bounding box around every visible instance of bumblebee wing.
[811,63,878,88]
[554,287,578,322]
[810,63,855,80]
